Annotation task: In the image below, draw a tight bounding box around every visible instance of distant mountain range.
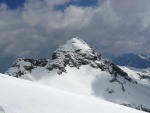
[103,53,150,69]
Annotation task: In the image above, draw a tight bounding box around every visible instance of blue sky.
[55,0,99,10]
[1,0,150,73]
[0,0,99,9]
[0,0,25,9]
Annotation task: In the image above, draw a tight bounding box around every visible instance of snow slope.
[121,66,150,87]
[0,73,144,113]
[5,37,150,112]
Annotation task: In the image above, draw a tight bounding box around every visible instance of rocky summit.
[6,38,131,81]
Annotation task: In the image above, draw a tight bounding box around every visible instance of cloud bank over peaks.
[1,0,150,72]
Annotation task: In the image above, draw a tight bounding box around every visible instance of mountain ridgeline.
[6,38,130,81]
[104,53,150,69]
[5,37,150,112]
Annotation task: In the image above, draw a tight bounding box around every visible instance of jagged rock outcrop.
[47,38,101,74]
[5,58,49,77]
[122,103,150,113]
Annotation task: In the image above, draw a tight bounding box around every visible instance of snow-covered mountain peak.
[57,37,92,52]
[6,37,131,81]
[51,37,98,62]
[48,37,102,74]
[4,37,150,112]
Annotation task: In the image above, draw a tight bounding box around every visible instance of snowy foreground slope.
[5,37,150,112]
[0,73,144,113]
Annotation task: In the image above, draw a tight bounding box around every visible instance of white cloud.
[1,0,150,67]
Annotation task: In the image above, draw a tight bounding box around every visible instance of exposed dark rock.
[137,73,150,80]
[14,70,24,78]
[111,63,128,77]
[106,88,115,94]
[23,58,48,67]
[122,103,150,113]
[109,78,125,92]
[24,66,34,73]
[5,58,49,77]
[52,52,58,60]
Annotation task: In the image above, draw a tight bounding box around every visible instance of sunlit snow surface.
[4,37,150,112]
[0,73,144,113]
[5,64,150,109]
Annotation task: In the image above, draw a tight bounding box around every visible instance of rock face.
[47,38,100,74]
[122,103,150,113]
[5,58,49,77]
